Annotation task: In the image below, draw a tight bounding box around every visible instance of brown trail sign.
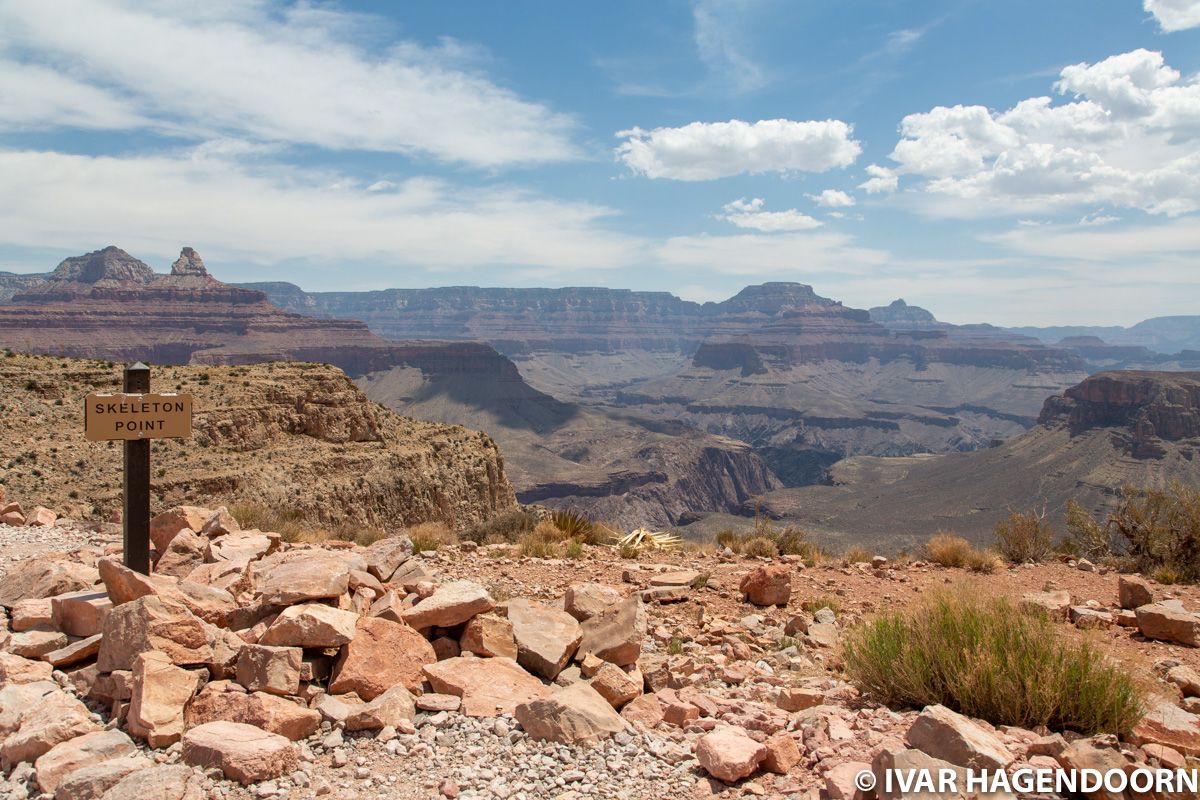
[84,363,193,574]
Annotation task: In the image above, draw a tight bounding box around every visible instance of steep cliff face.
[356,365,781,528]
[0,356,517,529]
[1038,371,1200,457]
[0,272,48,303]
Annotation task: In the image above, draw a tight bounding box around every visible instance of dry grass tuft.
[843,589,1145,735]
[842,545,873,564]
[409,521,457,553]
[925,532,973,568]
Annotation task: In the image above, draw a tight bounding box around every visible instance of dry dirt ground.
[4,521,1200,800]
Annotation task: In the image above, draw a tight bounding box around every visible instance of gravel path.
[0,521,116,579]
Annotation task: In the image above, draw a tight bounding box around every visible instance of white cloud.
[719,198,822,232]
[656,231,888,275]
[692,0,767,93]
[1144,0,1200,31]
[0,0,579,167]
[987,217,1200,260]
[807,189,856,208]
[615,119,861,180]
[883,49,1200,217]
[0,145,641,271]
[859,164,898,194]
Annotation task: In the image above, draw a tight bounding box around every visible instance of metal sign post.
[84,363,193,575]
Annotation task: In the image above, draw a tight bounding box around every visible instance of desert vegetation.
[843,590,1144,735]
[1066,482,1200,583]
[714,513,824,565]
[923,532,1000,573]
[993,509,1053,563]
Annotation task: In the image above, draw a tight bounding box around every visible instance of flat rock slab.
[905,704,1013,770]
[33,728,136,794]
[423,657,550,717]
[401,580,493,630]
[258,603,359,648]
[515,682,627,746]
[1137,603,1200,647]
[648,571,699,587]
[181,721,297,785]
[99,763,207,800]
[1128,699,1200,756]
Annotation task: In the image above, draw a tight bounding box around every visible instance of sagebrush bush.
[995,510,1053,563]
[741,535,778,558]
[1067,483,1200,582]
[843,590,1144,735]
[925,533,972,567]
[714,523,824,565]
[228,502,310,542]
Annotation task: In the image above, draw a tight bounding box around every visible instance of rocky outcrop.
[0,355,516,530]
[1038,371,1200,458]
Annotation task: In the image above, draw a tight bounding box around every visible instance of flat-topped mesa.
[170,247,209,277]
[710,282,838,316]
[1038,371,1200,457]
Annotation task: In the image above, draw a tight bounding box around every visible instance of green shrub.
[995,510,1053,563]
[843,590,1144,735]
[517,520,563,559]
[564,539,584,559]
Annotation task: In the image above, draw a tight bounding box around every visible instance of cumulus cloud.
[1144,0,1200,31]
[615,119,861,180]
[807,189,856,208]
[0,145,640,271]
[859,164,898,194]
[719,198,822,231]
[882,49,1200,216]
[0,0,579,167]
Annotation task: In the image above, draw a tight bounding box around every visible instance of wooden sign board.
[85,393,193,441]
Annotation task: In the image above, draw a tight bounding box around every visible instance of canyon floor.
[4,502,1200,800]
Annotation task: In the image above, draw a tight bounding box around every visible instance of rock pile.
[5,503,1200,800]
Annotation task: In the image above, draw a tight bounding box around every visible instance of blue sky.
[0,0,1198,325]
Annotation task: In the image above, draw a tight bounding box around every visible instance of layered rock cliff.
[1038,371,1200,458]
[0,246,522,380]
[0,355,516,529]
